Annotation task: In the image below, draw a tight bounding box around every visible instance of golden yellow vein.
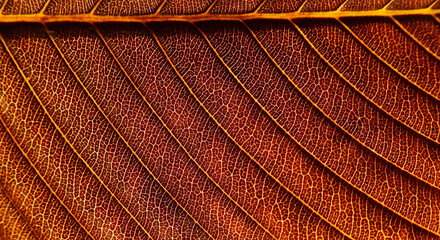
[38,0,51,14]
[433,14,440,25]
[154,0,168,14]
[0,178,40,240]
[0,84,94,240]
[244,19,440,237]
[94,25,216,240]
[145,22,278,240]
[203,0,218,14]
[382,0,395,10]
[0,0,7,13]
[195,21,355,240]
[0,31,150,240]
[338,18,440,102]
[293,18,440,166]
[336,0,351,11]
[391,16,440,62]
[0,33,96,240]
[44,26,154,240]
[253,0,268,13]
[290,19,440,235]
[296,0,308,12]
[0,7,438,23]
[89,0,103,15]
[351,16,440,144]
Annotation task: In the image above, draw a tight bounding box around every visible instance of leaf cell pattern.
[0,0,440,239]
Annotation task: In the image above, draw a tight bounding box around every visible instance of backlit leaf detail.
[0,0,439,239]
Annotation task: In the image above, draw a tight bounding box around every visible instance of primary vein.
[0,7,439,23]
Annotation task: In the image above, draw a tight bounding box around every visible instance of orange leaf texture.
[1,0,440,239]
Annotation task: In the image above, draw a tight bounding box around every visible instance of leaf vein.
[194,21,355,240]
[38,0,51,14]
[145,22,279,240]
[0,87,94,240]
[45,27,154,240]
[153,0,167,15]
[203,0,218,14]
[0,31,143,240]
[338,18,440,102]
[246,19,440,236]
[252,0,268,13]
[1,8,440,23]
[391,16,440,62]
[296,18,440,155]
[89,0,103,15]
[0,180,40,240]
[93,25,216,240]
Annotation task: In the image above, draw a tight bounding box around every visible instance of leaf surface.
[0,0,440,239]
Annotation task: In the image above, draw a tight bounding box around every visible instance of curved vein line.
[45,27,155,240]
[93,25,216,240]
[337,18,440,144]
[153,0,167,15]
[193,22,355,240]
[0,180,40,240]
[143,23,278,240]
[253,0,268,13]
[0,87,94,240]
[346,17,440,144]
[297,0,308,12]
[337,0,350,11]
[294,19,440,233]
[391,17,440,62]
[89,0,103,15]
[0,32,149,240]
[382,0,395,10]
[295,19,440,144]
[430,0,440,9]
[203,0,218,14]
[0,0,6,14]
[245,20,440,236]
[38,0,51,14]
[337,18,440,102]
[0,34,95,240]
[433,14,440,24]
[340,20,440,182]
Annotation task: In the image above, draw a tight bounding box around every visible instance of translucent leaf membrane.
[341,0,438,11]
[342,17,440,100]
[341,0,390,11]
[0,188,37,240]
[0,27,149,239]
[0,0,440,239]
[99,22,345,239]
[196,20,439,237]
[294,19,440,144]
[0,42,92,240]
[395,16,440,59]
[45,0,99,15]
[386,0,436,10]
[257,0,303,13]
[208,0,265,14]
[0,124,90,240]
[1,0,46,14]
[0,24,214,240]
[299,0,347,12]
[94,0,162,16]
[159,0,213,15]
[46,22,270,240]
